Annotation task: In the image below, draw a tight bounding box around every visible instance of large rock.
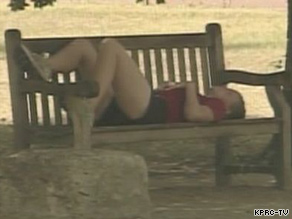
[0,149,151,219]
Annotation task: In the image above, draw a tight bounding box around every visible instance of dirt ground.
[1,1,292,219]
[1,125,292,219]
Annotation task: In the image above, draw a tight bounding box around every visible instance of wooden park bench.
[5,23,292,189]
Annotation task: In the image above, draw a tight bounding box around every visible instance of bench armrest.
[223,70,291,118]
[223,69,287,86]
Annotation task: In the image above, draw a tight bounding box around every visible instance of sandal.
[20,44,52,82]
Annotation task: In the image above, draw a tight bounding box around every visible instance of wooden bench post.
[215,137,231,186]
[206,23,226,86]
[207,23,232,186]
[5,30,30,149]
[267,86,292,189]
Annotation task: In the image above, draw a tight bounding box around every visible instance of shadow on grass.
[0,123,276,188]
[0,123,272,168]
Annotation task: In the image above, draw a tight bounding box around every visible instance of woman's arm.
[184,82,214,122]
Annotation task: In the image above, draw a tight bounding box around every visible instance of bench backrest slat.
[28,93,38,125]
[154,49,164,85]
[41,93,50,126]
[53,95,63,125]
[166,48,175,82]
[64,73,73,125]
[142,49,153,87]
[199,48,211,94]
[119,33,211,49]
[51,74,63,125]
[131,50,140,66]
[177,48,187,82]
[23,33,211,53]
[188,48,199,88]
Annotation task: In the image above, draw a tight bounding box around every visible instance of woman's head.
[208,86,245,119]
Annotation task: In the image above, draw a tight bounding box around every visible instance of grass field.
[0,2,286,68]
[0,2,287,122]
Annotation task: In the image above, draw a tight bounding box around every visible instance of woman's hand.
[184,82,214,122]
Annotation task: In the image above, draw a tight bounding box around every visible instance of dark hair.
[225,92,246,119]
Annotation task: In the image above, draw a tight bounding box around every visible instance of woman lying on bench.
[21,38,245,126]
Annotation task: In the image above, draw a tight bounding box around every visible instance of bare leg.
[36,39,151,149]
[47,38,151,120]
[93,39,151,119]
[48,39,98,81]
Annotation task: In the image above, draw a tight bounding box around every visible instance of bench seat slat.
[31,118,281,144]
[93,118,280,132]
[91,119,280,144]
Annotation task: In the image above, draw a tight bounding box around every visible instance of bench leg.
[275,128,292,189]
[215,137,231,187]
[65,96,96,149]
